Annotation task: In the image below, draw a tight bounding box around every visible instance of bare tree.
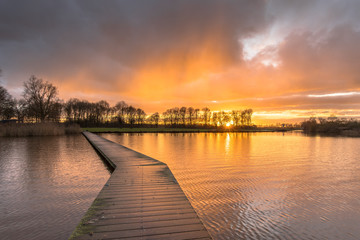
[0,86,15,120]
[212,112,218,126]
[240,109,253,126]
[194,108,200,124]
[180,107,186,125]
[187,107,194,125]
[48,101,63,122]
[240,110,246,126]
[126,105,137,125]
[64,98,79,121]
[222,112,231,126]
[135,108,146,125]
[202,107,211,126]
[23,75,60,122]
[149,112,160,126]
[162,110,171,125]
[218,111,229,127]
[232,110,241,127]
[114,101,128,124]
[244,109,253,125]
[14,99,27,122]
[173,107,181,125]
[95,100,110,123]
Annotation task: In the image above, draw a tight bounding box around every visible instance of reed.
[0,123,81,137]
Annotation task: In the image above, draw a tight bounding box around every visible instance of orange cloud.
[2,1,360,123]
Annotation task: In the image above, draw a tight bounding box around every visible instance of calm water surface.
[101,132,360,240]
[0,135,110,240]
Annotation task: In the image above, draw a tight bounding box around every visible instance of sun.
[226,122,231,127]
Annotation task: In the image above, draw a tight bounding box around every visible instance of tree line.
[301,116,360,135]
[161,107,253,127]
[0,75,254,127]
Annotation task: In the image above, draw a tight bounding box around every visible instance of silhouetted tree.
[180,107,186,125]
[114,101,128,124]
[95,100,110,123]
[14,99,27,122]
[301,117,324,133]
[135,108,146,125]
[243,109,253,125]
[126,106,137,125]
[240,110,246,126]
[218,111,230,127]
[187,107,194,125]
[202,107,211,126]
[174,107,181,125]
[162,110,171,125]
[212,112,218,126]
[149,112,160,126]
[232,110,241,127]
[23,75,61,122]
[194,108,200,124]
[48,101,63,122]
[80,100,92,121]
[0,86,15,120]
[64,98,79,121]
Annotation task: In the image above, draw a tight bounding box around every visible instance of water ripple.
[0,135,110,240]
[102,132,360,240]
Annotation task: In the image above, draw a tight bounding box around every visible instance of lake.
[101,132,360,240]
[1,132,360,240]
[0,135,110,240]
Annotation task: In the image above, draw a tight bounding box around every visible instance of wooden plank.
[76,224,207,239]
[89,212,200,226]
[98,190,187,198]
[69,132,212,240]
[93,218,202,232]
[100,203,193,214]
[96,199,192,211]
[118,232,212,240]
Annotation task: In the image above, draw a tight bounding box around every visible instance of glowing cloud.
[1,0,360,122]
[308,92,360,98]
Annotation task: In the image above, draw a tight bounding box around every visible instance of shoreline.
[82,127,293,134]
[0,123,81,137]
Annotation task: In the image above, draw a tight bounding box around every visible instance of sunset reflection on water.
[102,132,360,240]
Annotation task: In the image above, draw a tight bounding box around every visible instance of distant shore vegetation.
[1,75,256,130]
[301,117,360,137]
[82,127,291,134]
[2,74,359,137]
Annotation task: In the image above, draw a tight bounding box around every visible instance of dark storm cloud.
[1,0,360,116]
[0,0,267,94]
[77,0,267,65]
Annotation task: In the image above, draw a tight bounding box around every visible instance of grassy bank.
[83,127,215,133]
[82,127,290,133]
[0,123,81,137]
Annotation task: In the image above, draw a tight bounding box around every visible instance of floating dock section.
[70,132,212,240]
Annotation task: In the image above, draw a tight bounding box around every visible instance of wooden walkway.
[70,132,212,240]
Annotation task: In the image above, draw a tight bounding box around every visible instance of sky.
[1,0,360,124]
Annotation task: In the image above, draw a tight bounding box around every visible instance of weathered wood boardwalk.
[70,132,212,240]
